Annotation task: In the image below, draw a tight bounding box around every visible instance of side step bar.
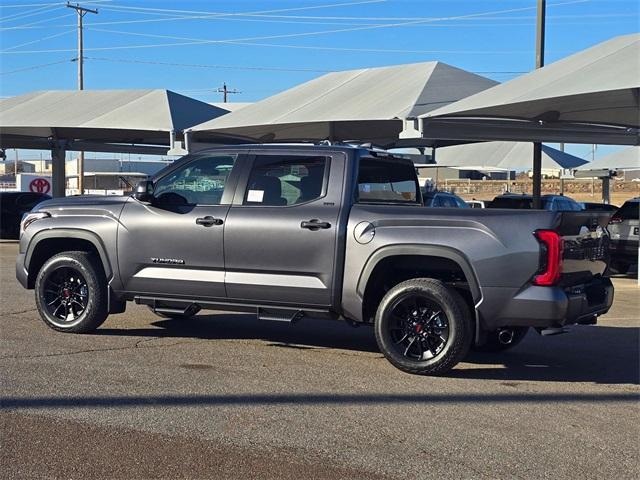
[257,308,304,324]
[152,303,201,317]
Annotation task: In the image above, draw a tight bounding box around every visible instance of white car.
[466,200,486,209]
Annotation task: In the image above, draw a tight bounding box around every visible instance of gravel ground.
[1,241,638,479]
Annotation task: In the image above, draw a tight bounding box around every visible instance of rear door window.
[357,157,419,204]
[243,155,328,206]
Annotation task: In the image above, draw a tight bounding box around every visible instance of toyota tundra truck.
[16,145,614,375]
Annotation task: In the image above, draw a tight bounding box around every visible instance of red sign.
[29,178,51,194]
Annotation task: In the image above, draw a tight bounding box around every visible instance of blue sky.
[1,0,639,161]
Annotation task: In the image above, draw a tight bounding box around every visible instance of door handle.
[301,219,331,230]
[196,216,223,227]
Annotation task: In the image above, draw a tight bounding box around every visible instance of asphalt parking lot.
[1,241,638,479]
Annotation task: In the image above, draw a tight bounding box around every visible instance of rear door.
[223,150,345,307]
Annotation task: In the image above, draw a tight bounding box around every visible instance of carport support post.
[532,0,545,210]
[51,140,67,198]
[532,143,542,208]
[601,175,610,204]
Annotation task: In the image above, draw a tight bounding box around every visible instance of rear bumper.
[478,277,614,330]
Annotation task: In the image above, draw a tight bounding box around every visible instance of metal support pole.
[532,143,542,208]
[68,3,97,196]
[532,0,546,210]
[602,176,610,204]
[51,141,67,198]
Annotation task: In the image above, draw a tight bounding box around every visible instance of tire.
[473,327,529,353]
[35,251,108,333]
[147,306,194,320]
[374,278,474,376]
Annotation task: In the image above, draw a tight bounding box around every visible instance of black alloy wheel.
[375,278,473,376]
[35,251,108,333]
[387,294,450,361]
[42,266,89,326]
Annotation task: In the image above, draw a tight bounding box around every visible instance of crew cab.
[17,145,614,375]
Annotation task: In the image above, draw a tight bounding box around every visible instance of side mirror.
[134,180,154,203]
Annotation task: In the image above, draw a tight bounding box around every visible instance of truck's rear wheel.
[374,278,473,375]
[35,251,108,333]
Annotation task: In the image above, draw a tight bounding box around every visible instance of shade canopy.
[0,89,228,153]
[433,141,587,171]
[188,62,497,147]
[576,146,640,171]
[418,34,640,146]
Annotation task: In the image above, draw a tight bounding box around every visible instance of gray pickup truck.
[16,145,614,375]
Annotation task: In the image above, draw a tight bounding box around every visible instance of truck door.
[117,152,243,299]
[223,150,345,307]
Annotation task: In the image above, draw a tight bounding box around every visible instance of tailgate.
[556,212,610,283]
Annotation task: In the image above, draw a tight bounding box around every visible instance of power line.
[100,0,387,17]
[0,12,74,30]
[85,56,332,73]
[0,0,109,7]
[2,2,581,54]
[3,29,73,51]
[0,59,70,75]
[0,4,57,23]
[84,56,525,77]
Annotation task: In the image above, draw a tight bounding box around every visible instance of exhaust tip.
[497,328,515,345]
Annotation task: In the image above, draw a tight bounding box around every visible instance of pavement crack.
[0,338,202,360]
[6,308,37,316]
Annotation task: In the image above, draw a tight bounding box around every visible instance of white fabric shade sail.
[0,89,228,153]
[188,62,497,147]
[433,141,587,171]
[417,34,640,146]
[576,147,640,171]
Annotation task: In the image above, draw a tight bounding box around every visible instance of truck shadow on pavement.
[460,326,639,385]
[101,313,381,353]
[98,314,639,385]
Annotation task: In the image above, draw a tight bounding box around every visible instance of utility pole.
[67,2,97,195]
[217,83,240,103]
[532,0,545,209]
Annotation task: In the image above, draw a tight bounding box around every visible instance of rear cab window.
[356,156,420,205]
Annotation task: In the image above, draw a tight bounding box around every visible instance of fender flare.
[356,244,482,304]
[25,228,113,280]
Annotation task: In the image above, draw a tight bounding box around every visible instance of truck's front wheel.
[35,251,108,333]
[374,278,473,375]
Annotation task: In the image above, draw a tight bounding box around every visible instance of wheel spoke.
[52,303,65,318]
[393,333,409,345]
[403,336,417,357]
[46,296,61,306]
[414,338,425,359]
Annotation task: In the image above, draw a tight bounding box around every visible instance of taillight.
[533,229,563,286]
[609,215,622,224]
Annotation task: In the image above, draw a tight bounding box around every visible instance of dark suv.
[488,194,583,211]
[608,198,639,274]
[0,191,51,239]
[421,190,469,208]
